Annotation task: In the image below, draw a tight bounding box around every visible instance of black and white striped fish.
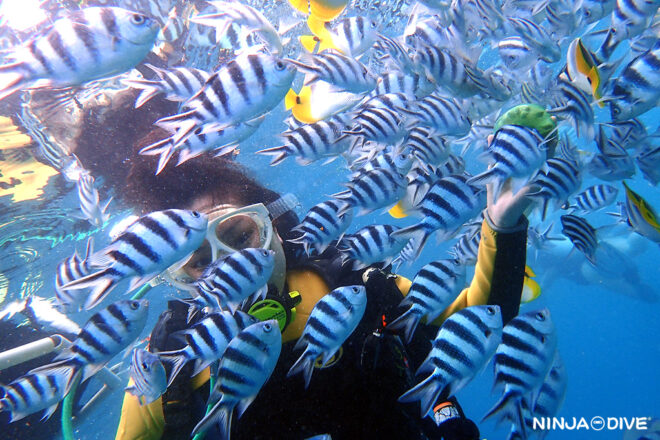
[528,158,582,220]
[338,224,410,270]
[399,305,503,416]
[392,174,485,260]
[317,16,380,58]
[341,106,408,147]
[609,40,660,122]
[156,52,296,147]
[332,168,408,216]
[287,286,367,388]
[62,210,208,310]
[257,116,351,166]
[126,348,167,405]
[374,34,417,73]
[157,310,257,386]
[560,214,599,265]
[564,184,619,213]
[507,17,561,63]
[0,7,159,101]
[287,50,376,93]
[483,309,558,437]
[76,173,112,229]
[587,135,636,181]
[389,259,466,343]
[191,320,282,438]
[449,228,481,266]
[468,125,547,199]
[549,78,595,140]
[636,144,660,186]
[289,200,354,256]
[55,237,94,313]
[141,116,265,174]
[398,94,472,137]
[194,248,275,313]
[497,37,538,71]
[371,72,436,98]
[122,64,210,108]
[350,149,414,177]
[31,299,149,397]
[0,368,73,422]
[404,126,450,170]
[599,0,660,59]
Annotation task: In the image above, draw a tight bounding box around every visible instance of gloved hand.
[428,399,480,440]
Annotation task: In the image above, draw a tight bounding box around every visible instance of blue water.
[0,0,659,439]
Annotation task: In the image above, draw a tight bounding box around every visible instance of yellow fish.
[288,0,348,22]
[622,181,660,243]
[566,38,604,107]
[285,81,363,124]
[388,200,409,219]
[521,265,541,303]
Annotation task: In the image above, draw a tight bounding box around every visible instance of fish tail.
[255,145,289,166]
[29,359,82,398]
[157,350,189,387]
[121,79,163,108]
[398,374,443,417]
[390,224,431,261]
[0,62,28,102]
[466,168,500,188]
[191,399,233,438]
[387,309,421,344]
[287,351,315,389]
[60,268,119,310]
[482,391,523,432]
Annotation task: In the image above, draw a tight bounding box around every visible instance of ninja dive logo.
[532,416,651,432]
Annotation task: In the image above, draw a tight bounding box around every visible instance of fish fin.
[138,136,172,156]
[300,34,321,53]
[287,350,316,388]
[191,359,212,378]
[482,391,523,431]
[398,374,442,417]
[390,223,432,261]
[127,274,157,294]
[387,309,421,343]
[29,361,81,398]
[236,396,256,419]
[60,269,117,310]
[0,63,27,102]
[306,16,336,52]
[157,350,189,387]
[41,403,60,421]
[121,79,163,108]
[191,399,233,438]
[256,145,289,165]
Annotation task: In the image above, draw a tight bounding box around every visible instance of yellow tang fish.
[521,265,541,303]
[566,38,604,107]
[622,181,660,243]
[288,0,348,22]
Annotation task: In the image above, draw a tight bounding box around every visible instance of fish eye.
[535,311,546,321]
[486,306,495,315]
[261,249,270,257]
[131,14,146,25]
[263,322,273,332]
[352,286,360,293]
[275,61,286,71]
[370,21,377,28]
[191,211,201,218]
[584,10,591,17]
[610,28,617,34]
[130,301,139,310]
[141,362,150,371]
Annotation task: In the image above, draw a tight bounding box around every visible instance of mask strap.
[266,193,301,221]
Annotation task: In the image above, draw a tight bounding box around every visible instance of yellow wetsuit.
[114,216,526,440]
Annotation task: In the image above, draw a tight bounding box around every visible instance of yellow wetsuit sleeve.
[114,380,164,440]
[432,215,528,326]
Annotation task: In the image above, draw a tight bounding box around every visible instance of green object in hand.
[494,104,558,150]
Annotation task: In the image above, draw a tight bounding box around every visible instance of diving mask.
[165,199,293,295]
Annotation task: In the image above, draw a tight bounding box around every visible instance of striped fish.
[257,116,351,166]
[55,237,94,313]
[398,93,472,137]
[287,50,376,93]
[31,300,149,396]
[156,52,296,147]
[215,22,263,52]
[0,368,72,422]
[609,40,660,122]
[579,0,615,24]
[507,17,561,63]
[564,184,619,213]
[587,135,635,181]
[332,167,408,216]
[190,1,286,55]
[191,320,282,438]
[449,228,481,266]
[76,173,112,229]
[483,309,558,437]
[404,126,450,170]
[388,259,466,343]
[141,116,265,174]
[126,348,167,405]
[371,72,436,98]
[157,310,257,386]
[122,64,210,108]
[468,125,547,199]
[621,181,660,243]
[338,224,410,270]
[497,37,538,71]
[608,118,650,150]
[599,0,660,59]
[0,7,159,101]
[374,34,417,73]
[341,106,408,147]
[549,78,595,140]
[350,149,414,177]
[399,305,503,416]
[311,16,379,58]
[62,210,208,310]
[528,158,582,220]
[560,214,598,264]
[636,144,660,186]
[289,200,354,256]
[287,286,367,388]
[194,248,275,313]
[392,174,485,260]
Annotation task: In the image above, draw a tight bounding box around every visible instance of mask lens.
[182,239,212,280]
[215,214,262,250]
